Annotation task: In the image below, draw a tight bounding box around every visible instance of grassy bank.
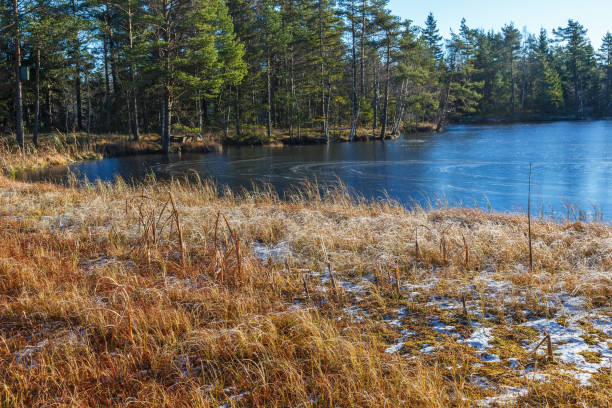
[0,176,610,407]
[0,132,221,176]
[219,124,438,145]
[1,124,434,175]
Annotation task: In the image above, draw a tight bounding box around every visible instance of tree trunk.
[372,66,378,138]
[75,64,83,130]
[266,53,272,140]
[197,90,203,139]
[291,53,301,142]
[64,95,69,133]
[234,86,241,138]
[573,57,578,112]
[436,67,454,132]
[141,94,147,133]
[13,0,24,149]
[162,87,171,153]
[325,76,331,141]
[86,75,91,150]
[319,0,327,142]
[109,27,120,102]
[349,2,358,141]
[33,48,41,147]
[521,55,527,113]
[160,97,165,144]
[579,74,584,118]
[510,50,514,116]
[46,84,52,129]
[103,33,111,132]
[72,0,83,130]
[289,51,294,141]
[607,66,611,115]
[127,0,139,141]
[360,0,366,97]
[380,34,390,140]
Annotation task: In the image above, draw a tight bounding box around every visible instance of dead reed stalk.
[414,227,420,260]
[394,266,401,298]
[327,262,339,300]
[221,213,242,284]
[303,273,310,300]
[531,331,553,362]
[461,293,470,322]
[546,332,554,362]
[169,191,186,266]
[461,232,470,270]
[528,163,533,273]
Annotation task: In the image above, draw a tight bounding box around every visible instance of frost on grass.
[461,326,493,350]
[384,330,416,354]
[252,241,293,262]
[478,386,528,407]
[2,178,612,406]
[15,328,87,370]
[522,303,612,385]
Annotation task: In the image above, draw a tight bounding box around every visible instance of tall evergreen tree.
[554,20,590,114]
[533,29,563,112]
[502,24,521,115]
[422,12,443,63]
[598,32,612,115]
[143,0,245,152]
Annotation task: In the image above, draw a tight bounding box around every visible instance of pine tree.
[339,0,361,140]
[598,32,612,115]
[554,20,591,114]
[11,0,24,148]
[422,12,443,63]
[372,7,400,139]
[438,20,482,129]
[143,0,245,152]
[502,24,521,115]
[396,20,439,128]
[258,0,286,140]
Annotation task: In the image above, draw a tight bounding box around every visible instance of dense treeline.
[1,0,612,151]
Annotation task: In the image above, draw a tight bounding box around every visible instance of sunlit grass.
[0,132,220,176]
[0,176,610,406]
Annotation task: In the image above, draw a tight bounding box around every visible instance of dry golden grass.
[0,132,220,176]
[0,176,611,407]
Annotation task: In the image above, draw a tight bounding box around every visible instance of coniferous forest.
[1,0,612,151]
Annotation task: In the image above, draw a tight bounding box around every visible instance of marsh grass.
[0,176,611,406]
[0,132,220,176]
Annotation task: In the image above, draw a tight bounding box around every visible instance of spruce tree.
[502,24,521,115]
[422,12,443,63]
[554,20,590,113]
[598,32,612,115]
[143,0,245,152]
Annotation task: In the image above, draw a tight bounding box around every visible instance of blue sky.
[388,0,611,49]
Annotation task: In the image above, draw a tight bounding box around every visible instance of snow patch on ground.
[253,241,292,262]
[15,328,87,369]
[384,330,416,354]
[461,326,493,350]
[521,295,612,384]
[478,386,528,407]
[420,344,436,354]
[430,318,457,336]
[343,305,368,322]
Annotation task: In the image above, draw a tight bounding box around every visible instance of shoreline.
[456,115,612,126]
[1,125,429,175]
[14,116,610,174]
